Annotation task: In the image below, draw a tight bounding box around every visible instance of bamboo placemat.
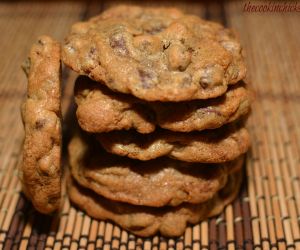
[0,1,299,249]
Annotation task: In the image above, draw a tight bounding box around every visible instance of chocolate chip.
[144,23,166,35]
[147,26,164,35]
[187,47,194,53]
[198,65,224,88]
[201,107,222,116]
[109,33,129,56]
[163,42,170,50]
[178,65,185,72]
[88,46,98,62]
[138,69,154,89]
[89,47,96,55]
[37,39,45,45]
[35,119,46,129]
[200,81,208,89]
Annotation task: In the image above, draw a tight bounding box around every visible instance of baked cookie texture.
[74,76,251,133]
[63,5,246,102]
[68,134,244,207]
[68,168,243,237]
[97,124,250,163]
[20,36,62,214]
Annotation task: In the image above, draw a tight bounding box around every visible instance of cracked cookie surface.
[63,5,246,102]
[21,36,62,214]
[68,168,242,237]
[68,133,244,207]
[74,76,251,133]
[97,124,250,163]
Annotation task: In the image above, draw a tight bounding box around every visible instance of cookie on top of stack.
[20,5,251,237]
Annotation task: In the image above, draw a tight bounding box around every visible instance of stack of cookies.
[21,5,251,237]
[61,5,251,237]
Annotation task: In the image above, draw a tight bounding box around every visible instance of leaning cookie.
[68,169,243,237]
[97,124,250,163]
[74,76,251,133]
[20,36,62,214]
[68,133,243,207]
[63,5,246,102]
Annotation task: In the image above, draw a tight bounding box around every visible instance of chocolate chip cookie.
[68,168,242,237]
[97,124,250,163]
[68,133,244,207]
[63,5,246,102]
[74,76,251,133]
[20,36,62,214]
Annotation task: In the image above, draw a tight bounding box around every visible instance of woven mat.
[0,1,300,249]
